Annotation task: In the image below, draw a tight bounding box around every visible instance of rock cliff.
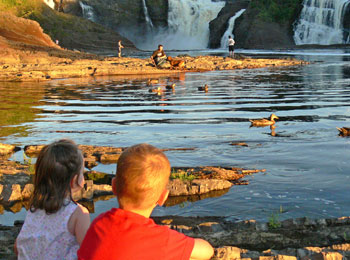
[209,0,304,49]
[209,0,249,48]
[62,0,168,37]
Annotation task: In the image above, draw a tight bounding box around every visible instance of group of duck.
[146,79,349,136]
[147,79,209,94]
[249,113,350,136]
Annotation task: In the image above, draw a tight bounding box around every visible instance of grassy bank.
[0,0,135,51]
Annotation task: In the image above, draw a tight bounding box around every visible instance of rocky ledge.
[0,50,307,82]
[1,216,350,259]
[0,143,265,211]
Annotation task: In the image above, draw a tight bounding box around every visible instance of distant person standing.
[228,35,235,58]
[118,40,124,58]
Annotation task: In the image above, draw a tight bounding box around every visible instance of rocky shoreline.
[1,144,350,260]
[0,142,265,211]
[1,215,349,259]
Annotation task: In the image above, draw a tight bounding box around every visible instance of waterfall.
[166,0,225,49]
[142,0,154,29]
[79,1,96,22]
[133,0,225,50]
[294,0,350,45]
[220,9,246,48]
[43,0,55,9]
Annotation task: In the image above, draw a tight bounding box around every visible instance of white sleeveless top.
[17,201,79,260]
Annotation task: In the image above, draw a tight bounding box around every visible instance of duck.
[147,79,159,86]
[198,84,209,92]
[149,87,163,93]
[166,83,176,90]
[250,114,279,127]
[337,127,350,136]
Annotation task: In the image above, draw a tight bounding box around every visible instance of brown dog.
[167,56,185,70]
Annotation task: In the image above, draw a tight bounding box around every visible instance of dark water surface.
[1,49,350,225]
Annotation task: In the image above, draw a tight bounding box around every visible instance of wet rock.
[21,184,34,200]
[84,155,98,169]
[0,184,22,203]
[167,179,233,196]
[0,161,30,175]
[213,246,241,260]
[84,171,113,184]
[0,143,18,156]
[99,153,120,164]
[93,184,113,196]
[24,145,45,157]
[72,180,94,201]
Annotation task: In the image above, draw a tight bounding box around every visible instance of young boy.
[78,143,214,260]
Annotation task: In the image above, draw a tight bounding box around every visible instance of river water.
[1,49,350,225]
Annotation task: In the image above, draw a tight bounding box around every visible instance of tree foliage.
[250,0,303,24]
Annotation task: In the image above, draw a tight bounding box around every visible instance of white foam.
[294,0,350,45]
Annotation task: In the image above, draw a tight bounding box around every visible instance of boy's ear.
[111,177,117,196]
[157,189,169,206]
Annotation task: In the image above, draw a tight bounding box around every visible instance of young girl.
[16,139,90,260]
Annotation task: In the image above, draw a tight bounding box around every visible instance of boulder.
[93,184,113,196]
[72,180,94,200]
[0,143,18,156]
[167,179,233,196]
[0,13,57,48]
[0,184,22,203]
[24,145,45,157]
[214,246,241,260]
[21,184,34,200]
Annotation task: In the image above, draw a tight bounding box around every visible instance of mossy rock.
[84,171,113,184]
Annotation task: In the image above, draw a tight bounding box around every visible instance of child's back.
[78,143,213,260]
[17,200,80,259]
[16,139,90,260]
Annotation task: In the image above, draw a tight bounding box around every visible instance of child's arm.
[14,238,18,256]
[190,238,214,260]
[69,204,90,245]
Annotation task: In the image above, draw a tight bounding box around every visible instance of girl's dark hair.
[30,139,83,214]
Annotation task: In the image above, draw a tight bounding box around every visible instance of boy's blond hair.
[116,143,170,210]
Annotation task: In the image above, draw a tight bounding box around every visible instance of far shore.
[0,41,308,82]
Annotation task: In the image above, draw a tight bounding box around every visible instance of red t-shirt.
[78,208,195,260]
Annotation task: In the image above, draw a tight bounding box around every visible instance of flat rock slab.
[1,216,349,259]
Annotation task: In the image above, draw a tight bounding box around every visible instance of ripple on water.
[0,53,350,224]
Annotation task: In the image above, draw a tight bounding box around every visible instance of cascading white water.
[142,0,154,29]
[79,1,96,22]
[133,0,225,50]
[43,0,55,9]
[220,9,246,48]
[294,0,350,45]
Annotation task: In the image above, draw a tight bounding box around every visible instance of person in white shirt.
[228,35,235,58]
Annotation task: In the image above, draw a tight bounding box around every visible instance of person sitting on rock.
[78,143,214,260]
[151,44,167,68]
[15,139,90,260]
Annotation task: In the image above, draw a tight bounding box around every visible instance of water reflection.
[0,82,44,139]
[1,50,350,224]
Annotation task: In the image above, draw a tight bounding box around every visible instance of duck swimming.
[337,127,350,136]
[166,83,176,90]
[147,79,159,86]
[250,114,279,127]
[198,84,209,92]
[149,87,162,93]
